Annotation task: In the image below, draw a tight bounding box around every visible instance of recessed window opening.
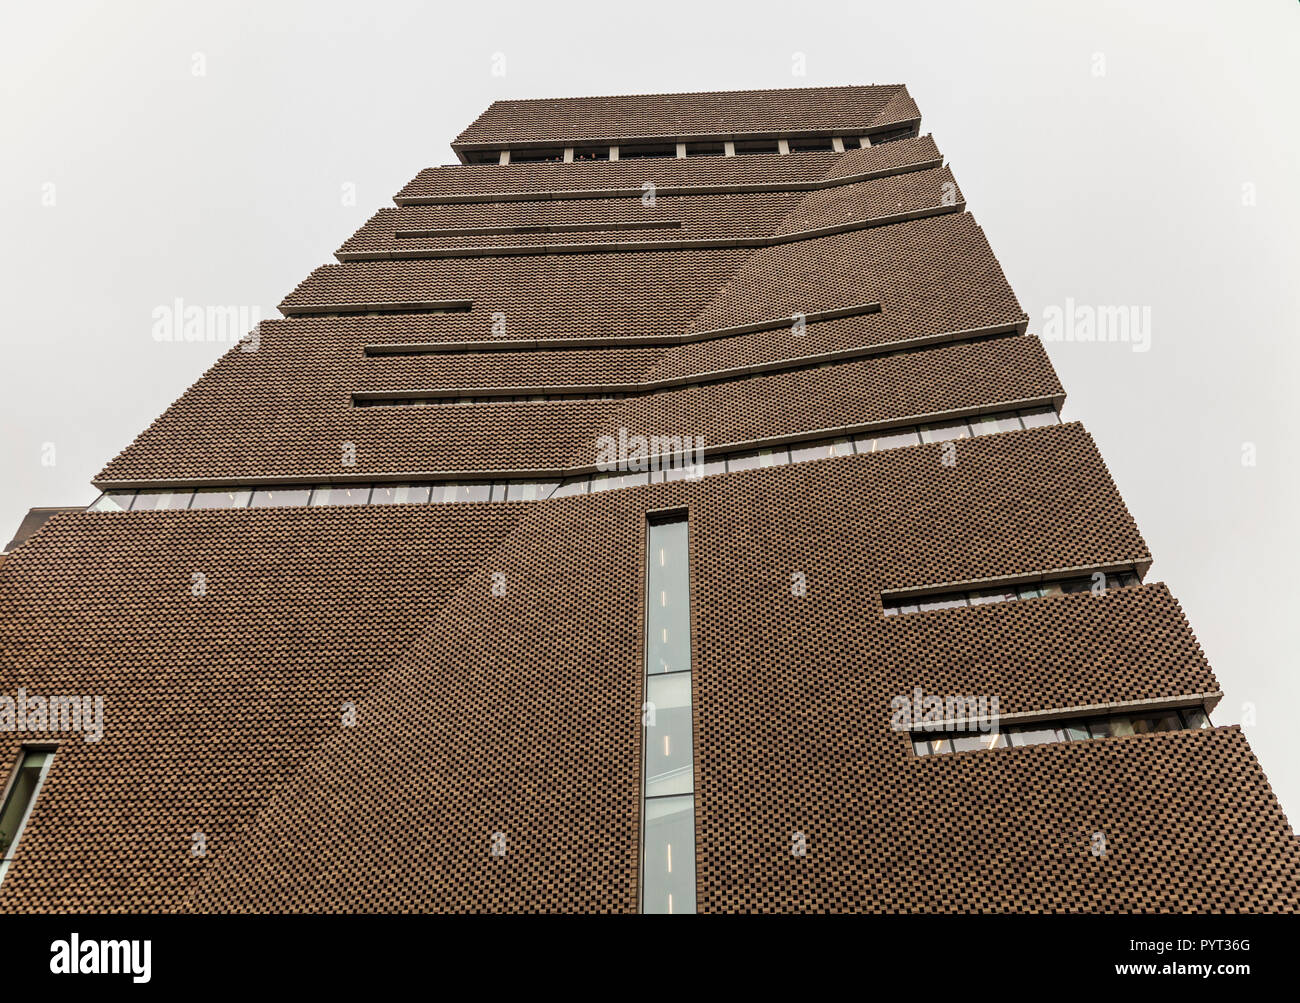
[0,748,56,886]
[912,705,1212,756]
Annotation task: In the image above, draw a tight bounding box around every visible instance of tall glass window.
[0,749,55,885]
[642,515,696,914]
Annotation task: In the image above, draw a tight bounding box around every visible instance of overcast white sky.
[2,0,1298,829]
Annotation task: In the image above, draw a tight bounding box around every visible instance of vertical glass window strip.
[642,515,696,914]
[0,749,55,886]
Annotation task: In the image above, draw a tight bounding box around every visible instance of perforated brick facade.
[1,85,1296,913]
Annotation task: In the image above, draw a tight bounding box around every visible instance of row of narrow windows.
[883,569,1143,616]
[87,407,1062,514]
[641,515,696,914]
[912,705,1212,757]
[462,127,919,165]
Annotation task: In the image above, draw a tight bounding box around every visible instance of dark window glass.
[685,142,725,157]
[619,143,676,159]
[0,749,54,882]
[1181,707,1211,729]
[969,587,1018,606]
[788,137,835,152]
[733,139,780,155]
[509,148,565,163]
[572,146,609,161]
[250,488,311,508]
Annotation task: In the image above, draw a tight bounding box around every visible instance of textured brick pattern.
[453,84,916,148]
[5,85,1296,914]
[340,167,958,259]
[15,424,1286,913]
[94,335,1058,482]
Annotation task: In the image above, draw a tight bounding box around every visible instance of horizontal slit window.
[883,568,1141,616]
[618,143,677,159]
[912,705,1211,757]
[394,219,681,239]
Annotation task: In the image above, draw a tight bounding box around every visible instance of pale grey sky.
[2,0,1298,827]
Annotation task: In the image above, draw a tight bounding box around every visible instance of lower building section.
[0,426,1296,912]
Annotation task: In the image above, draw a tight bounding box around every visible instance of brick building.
[1,85,1296,912]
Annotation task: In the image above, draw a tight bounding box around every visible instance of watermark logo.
[151,298,262,349]
[595,427,706,477]
[890,687,1000,734]
[50,934,151,983]
[1042,298,1151,353]
[1,689,104,743]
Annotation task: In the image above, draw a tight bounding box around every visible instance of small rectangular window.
[1018,407,1061,428]
[509,148,565,163]
[189,488,252,510]
[873,428,921,450]
[250,488,312,508]
[131,490,193,511]
[920,420,971,443]
[0,749,55,885]
[918,595,968,612]
[685,142,725,157]
[788,137,835,152]
[618,143,676,159]
[571,146,610,161]
[969,412,1023,436]
[550,479,589,498]
[968,586,1017,606]
[506,481,559,502]
[433,483,492,504]
[733,139,780,156]
[310,486,373,507]
[1007,725,1062,747]
[89,491,136,512]
[370,484,432,505]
